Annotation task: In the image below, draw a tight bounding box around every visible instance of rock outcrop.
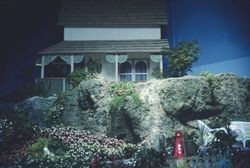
[2,74,250,149]
[0,96,57,126]
[60,73,250,149]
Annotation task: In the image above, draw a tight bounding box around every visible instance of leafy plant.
[134,146,167,168]
[111,82,141,110]
[162,40,200,77]
[67,69,87,88]
[87,58,102,73]
[67,58,102,88]
[30,138,49,158]
[111,82,135,96]
[151,66,165,79]
[176,159,189,168]
[25,126,137,168]
[200,71,216,84]
[44,94,64,127]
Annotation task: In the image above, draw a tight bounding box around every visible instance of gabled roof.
[38,39,169,55]
[58,0,167,27]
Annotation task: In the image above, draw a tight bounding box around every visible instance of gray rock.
[2,74,249,150]
[0,96,57,126]
[59,74,250,149]
[17,96,57,126]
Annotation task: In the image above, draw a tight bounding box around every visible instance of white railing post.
[41,56,45,78]
[160,55,163,73]
[70,55,74,73]
[115,54,119,82]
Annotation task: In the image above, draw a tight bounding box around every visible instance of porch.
[37,39,168,93]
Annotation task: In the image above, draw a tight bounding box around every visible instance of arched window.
[120,62,132,81]
[135,61,147,81]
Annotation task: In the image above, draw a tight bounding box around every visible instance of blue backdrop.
[167,0,250,77]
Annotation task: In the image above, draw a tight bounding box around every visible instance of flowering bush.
[23,126,137,167]
[0,109,35,153]
[0,118,13,151]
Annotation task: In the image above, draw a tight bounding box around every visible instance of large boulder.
[0,96,57,126]
[59,73,250,149]
[62,79,113,134]
[1,74,249,150]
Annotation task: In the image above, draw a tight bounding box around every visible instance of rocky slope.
[56,73,250,148]
[2,73,250,149]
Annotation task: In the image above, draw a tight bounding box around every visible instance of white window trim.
[119,60,148,82]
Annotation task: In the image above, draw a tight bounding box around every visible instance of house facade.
[37,0,168,91]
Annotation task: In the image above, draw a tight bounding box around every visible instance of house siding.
[64,28,161,41]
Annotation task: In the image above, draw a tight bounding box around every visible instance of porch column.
[115,54,119,82]
[70,55,74,73]
[41,56,45,78]
[160,55,163,73]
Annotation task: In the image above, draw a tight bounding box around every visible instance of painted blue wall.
[168,0,250,77]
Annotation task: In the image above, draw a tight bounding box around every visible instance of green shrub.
[200,71,216,84]
[24,126,137,168]
[30,138,49,158]
[176,159,189,168]
[67,69,87,88]
[131,92,142,106]
[111,96,126,110]
[134,147,168,168]
[162,40,200,77]
[111,82,135,96]
[111,82,141,110]
[29,137,69,162]
[67,58,102,88]
[87,58,102,73]
[151,66,165,79]
[44,94,64,127]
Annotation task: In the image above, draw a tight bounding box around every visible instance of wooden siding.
[58,0,167,26]
[64,27,161,40]
[38,40,169,55]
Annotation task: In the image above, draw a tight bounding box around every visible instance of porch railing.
[36,78,69,95]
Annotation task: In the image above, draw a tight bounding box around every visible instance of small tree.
[162,41,200,77]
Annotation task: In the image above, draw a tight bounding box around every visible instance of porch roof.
[38,39,169,55]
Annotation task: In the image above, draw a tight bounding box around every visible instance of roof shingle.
[58,0,167,26]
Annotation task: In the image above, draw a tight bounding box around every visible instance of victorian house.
[37,0,168,93]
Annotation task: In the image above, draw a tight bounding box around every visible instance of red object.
[174,131,184,159]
